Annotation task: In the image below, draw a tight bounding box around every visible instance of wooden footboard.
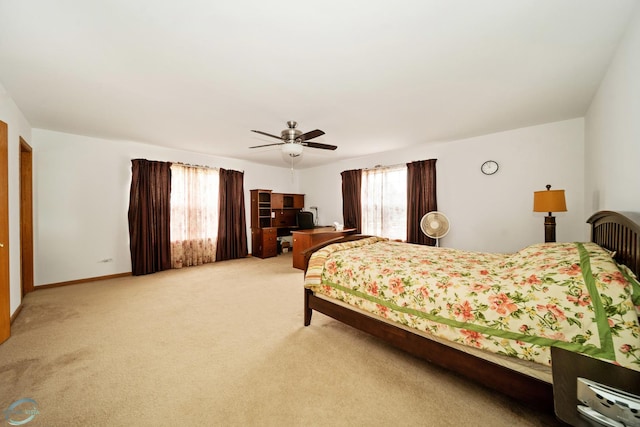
[300,234,373,272]
[304,288,554,411]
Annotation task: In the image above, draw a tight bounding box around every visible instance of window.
[169,163,219,268]
[361,165,407,240]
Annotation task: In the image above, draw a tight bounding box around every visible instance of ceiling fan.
[250,121,337,157]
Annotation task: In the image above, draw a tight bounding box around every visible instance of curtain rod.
[362,158,436,171]
[173,162,218,170]
[363,162,407,171]
[173,162,245,174]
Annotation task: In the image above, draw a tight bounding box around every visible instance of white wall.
[585,4,640,213]
[0,3,635,312]
[31,117,586,288]
[300,118,586,254]
[31,129,298,286]
[0,83,32,315]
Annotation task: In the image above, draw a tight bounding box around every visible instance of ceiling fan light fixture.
[281,143,303,157]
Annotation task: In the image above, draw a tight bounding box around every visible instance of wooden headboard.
[587,210,640,277]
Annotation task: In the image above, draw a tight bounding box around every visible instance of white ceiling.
[0,0,637,168]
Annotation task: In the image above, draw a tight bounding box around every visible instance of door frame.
[0,120,10,344]
[20,137,34,295]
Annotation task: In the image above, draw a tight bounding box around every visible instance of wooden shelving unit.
[250,189,305,259]
[250,189,273,229]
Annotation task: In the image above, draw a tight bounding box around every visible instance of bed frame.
[302,210,640,412]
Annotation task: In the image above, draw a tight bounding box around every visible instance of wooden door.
[0,121,10,344]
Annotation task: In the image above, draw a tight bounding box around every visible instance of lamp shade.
[281,143,303,157]
[533,189,567,213]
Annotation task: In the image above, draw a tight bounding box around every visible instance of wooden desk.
[292,227,356,269]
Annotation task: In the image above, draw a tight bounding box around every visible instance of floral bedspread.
[305,237,640,371]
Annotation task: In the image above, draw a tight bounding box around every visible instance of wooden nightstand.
[551,347,640,426]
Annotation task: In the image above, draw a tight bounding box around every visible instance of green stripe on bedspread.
[321,280,611,359]
[307,239,640,370]
[618,263,640,307]
[577,243,615,359]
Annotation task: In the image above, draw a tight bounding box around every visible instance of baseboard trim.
[10,303,23,324]
[36,272,132,290]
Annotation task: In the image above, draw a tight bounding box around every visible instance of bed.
[302,210,640,412]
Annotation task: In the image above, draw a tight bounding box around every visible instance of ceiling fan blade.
[251,130,283,140]
[303,141,337,151]
[249,142,285,149]
[299,129,325,141]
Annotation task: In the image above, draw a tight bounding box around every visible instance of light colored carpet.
[0,253,561,426]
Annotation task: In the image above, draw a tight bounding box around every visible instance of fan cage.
[420,212,450,245]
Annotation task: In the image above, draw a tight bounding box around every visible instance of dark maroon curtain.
[406,159,437,245]
[341,169,362,233]
[128,159,172,275]
[216,168,248,261]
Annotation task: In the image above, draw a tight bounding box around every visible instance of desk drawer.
[262,228,277,257]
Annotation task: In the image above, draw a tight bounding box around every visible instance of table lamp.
[533,184,567,243]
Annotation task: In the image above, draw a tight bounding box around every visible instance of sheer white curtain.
[361,165,407,240]
[170,164,219,268]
